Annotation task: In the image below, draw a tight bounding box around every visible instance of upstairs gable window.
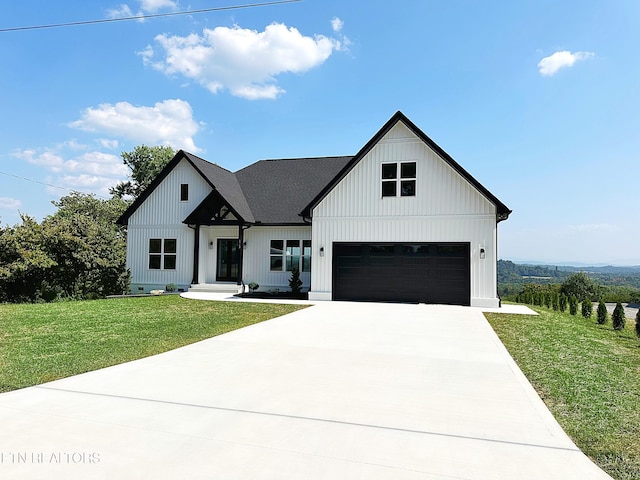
[381,162,416,197]
[180,184,189,201]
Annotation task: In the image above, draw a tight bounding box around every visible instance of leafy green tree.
[0,215,56,302]
[581,298,593,318]
[635,309,640,341]
[44,193,130,299]
[0,193,129,302]
[110,145,174,200]
[597,301,608,325]
[612,302,626,331]
[552,291,560,311]
[560,272,600,302]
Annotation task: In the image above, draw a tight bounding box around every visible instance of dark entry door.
[216,239,239,282]
[332,242,470,305]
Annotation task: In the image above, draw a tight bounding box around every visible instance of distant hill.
[498,260,640,289]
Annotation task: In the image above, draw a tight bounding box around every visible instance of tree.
[612,302,626,331]
[635,309,640,342]
[597,301,608,325]
[110,145,174,200]
[44,193,130,299]
[559,294,568,312]
[581,298,593,318]
[560,272,600,302]
[0,193,130,302]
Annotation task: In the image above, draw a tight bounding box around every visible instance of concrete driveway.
[0,300,612,479]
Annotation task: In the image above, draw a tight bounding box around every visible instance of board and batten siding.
[243,226,312,291]
[309,121,500,307]
[126,158,213,291]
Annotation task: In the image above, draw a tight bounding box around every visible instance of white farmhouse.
[117,111,511,307]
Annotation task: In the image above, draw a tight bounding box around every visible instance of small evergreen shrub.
[288,267,302,295]
[559,294,568,312]
[248,282,259,293]
[569,296,578,316]
[552,292,559,311]
[612,302,626,331]
[597,301,608,325]
[581,298,593,318]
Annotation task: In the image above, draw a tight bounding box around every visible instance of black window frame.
[270,239,311,272]
[180,183,189,202]
[149,238,177,270]
[381,162,416,197]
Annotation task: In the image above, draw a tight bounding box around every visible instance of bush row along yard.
[0,295,306,393]
[487,305,640,480]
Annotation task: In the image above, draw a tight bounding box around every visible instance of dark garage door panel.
[333,243,470,305]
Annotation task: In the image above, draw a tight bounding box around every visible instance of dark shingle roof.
[182,152,255,223]
[235,156,352,224]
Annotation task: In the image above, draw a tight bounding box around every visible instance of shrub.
[248,282,259,293]
[552,292,559,311]
[636,309,640,341]
[597,301,608,325]
[612,302,626,331]
[288,267,302,295]
[165,283,177,293]
[581,298,593,318]
[559,294,568,312]
[569,296,578,316]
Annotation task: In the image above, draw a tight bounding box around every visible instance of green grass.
[0,295,306,393]
[486,306,640,480]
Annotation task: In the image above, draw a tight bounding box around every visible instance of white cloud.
[139,0,178,13]
[99,139,119,149]
[0,197,21,209]
[107,4,135,19]
[107,0,177,19]
[538,50,595,76]
[14,148,129,197]
[69,99,200,152]
[144,22,343,99]
[331,17,344,32]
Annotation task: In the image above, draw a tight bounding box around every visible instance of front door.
[216,239,239,282]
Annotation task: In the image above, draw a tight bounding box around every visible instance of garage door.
[333,243,470,305]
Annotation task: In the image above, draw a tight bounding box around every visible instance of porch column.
[237,224,244,285]
[191,224,200,285]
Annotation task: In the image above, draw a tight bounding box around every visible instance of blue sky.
[1,0,638,265]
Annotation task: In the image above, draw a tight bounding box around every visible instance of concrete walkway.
[0,300,612,479]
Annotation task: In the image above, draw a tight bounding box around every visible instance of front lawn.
[486,307,640,480]
[0,295,306,393]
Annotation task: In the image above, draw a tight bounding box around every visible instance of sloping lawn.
[0,295,306,393]
[486,307,640,480]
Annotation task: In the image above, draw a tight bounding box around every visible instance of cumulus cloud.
[538,50,595,76]
[142,22,344,99]
[0,197,21,209]
[14,148,128,197]
[69,99,200,152]
[331,17,344,32]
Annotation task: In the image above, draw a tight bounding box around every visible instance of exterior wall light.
[319,247,325,257]
[480,248,485,259]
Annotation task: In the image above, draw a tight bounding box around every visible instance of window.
[149,238,177,270]
[180,184,189,201]
[270,239,311,272]
[270,240,284,271]
[381,162,416,197]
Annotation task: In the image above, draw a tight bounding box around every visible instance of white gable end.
[313,122,495,219]
[129,158,213,226]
